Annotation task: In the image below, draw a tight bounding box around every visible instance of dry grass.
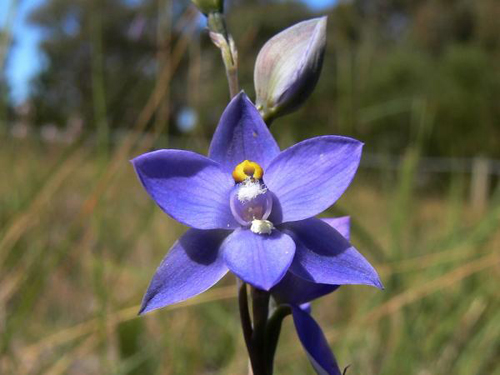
[0,134,499,374]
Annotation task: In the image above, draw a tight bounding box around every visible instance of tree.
[28,0,191,132]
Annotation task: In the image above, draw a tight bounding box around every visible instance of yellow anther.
[232,160,263,182]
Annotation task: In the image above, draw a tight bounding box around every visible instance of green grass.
[2,1,499,373]
[0,133,498,375]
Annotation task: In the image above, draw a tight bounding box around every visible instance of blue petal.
[221,228,295,290]
[264,136,362,224]
[292,305,342,375]
[299,302,312,314]
[139,229,229,314]
[208,92,280,172]
[321,216,350,241]
[272,272,339,305]
[272,216,349,304]
[132,149,238,230]
[285,218,383,289]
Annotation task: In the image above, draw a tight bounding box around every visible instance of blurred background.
[0,0,499,374]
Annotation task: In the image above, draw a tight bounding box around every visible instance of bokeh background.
[1,0,499,374]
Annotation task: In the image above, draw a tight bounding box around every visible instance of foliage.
[0,137,498,374]
[28,0,191,131]
[8,0,498,157]
[1,1,500,373]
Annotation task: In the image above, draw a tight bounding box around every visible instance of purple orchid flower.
[271,217,351,375]
[132,92,382,315]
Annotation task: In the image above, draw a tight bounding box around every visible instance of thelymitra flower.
[132,92,382,315]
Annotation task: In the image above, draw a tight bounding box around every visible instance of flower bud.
[254,17,327,123]
[191,0,223,15]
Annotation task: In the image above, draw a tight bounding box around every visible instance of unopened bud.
[254,17,327,123]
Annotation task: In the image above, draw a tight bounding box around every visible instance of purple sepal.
[272,272,339,305]
[208,92,280,172]
[285,218,383,289]
[132,149,238,230]
[272,216,349,304]
[264,136,363,224]
[299,302,312,314]
[321,216,350,241]
[292,305,342,375]
[221,228,295,291]
[139,229,229,314]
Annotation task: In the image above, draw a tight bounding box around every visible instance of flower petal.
[272,272,339,305]
[284,218,383,288]
[139,229,229,314]
[264,136,362,223]
[272,216,349,304]
[292,305,342,375]
[321,216,350,241]
[208,92,280,172]
[132,149,238,230]
[221,228,295,290]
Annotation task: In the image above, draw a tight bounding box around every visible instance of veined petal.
[285,218,383,288]
[264,136,362,224]
[321,216,350,241]
[292,306,342,375]
[208,92,280,172]
[132,149,238,230]
[272,216,349,304]
[272,272,339,305]
[139,229,229,314]
[221,228,295,290]
[273,216,382,318]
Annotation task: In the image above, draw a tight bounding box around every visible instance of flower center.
[230,178,273,225]
[232,160,263,182]
[250,219,274,235]
[230,161,273,234]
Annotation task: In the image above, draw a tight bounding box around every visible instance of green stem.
[207,12,239,98]
[238,280,254,359]
[251,287,271,374]
[264,304,291,373]
[90,6,109,156]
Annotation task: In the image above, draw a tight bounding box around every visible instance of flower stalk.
[208,13,275,373]
[265,304,292,373]
[250,287,271,374]
[237,284,288,375]
[207,12,239,98]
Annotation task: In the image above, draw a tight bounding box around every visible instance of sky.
[1,0,337,104]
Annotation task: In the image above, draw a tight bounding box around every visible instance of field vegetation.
[1,0,499,374]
